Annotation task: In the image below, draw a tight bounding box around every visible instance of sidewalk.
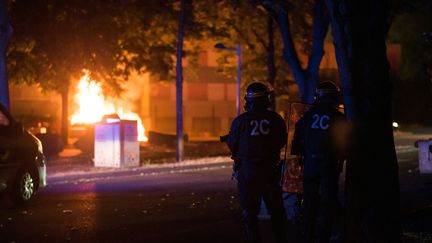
[394,129,432,241]
[47,141,232,177]
[47,150,231,180]
[399,158,432,242]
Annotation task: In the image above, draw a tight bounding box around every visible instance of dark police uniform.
[227,108,288,243]
[292,102,346,243]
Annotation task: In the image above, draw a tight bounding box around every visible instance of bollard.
[415,139,432,174]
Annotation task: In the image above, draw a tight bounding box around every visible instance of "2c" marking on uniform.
[250,119,270,136]
[311,114,330,130]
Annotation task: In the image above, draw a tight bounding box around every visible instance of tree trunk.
[175,0,185,162]
[0,0,12,110]
[326,0,402,241]
[60,87,69,145]
[267,14,276,111]
[324,0,354,119]
[305,0,329,103]
[266,14,276,86]
[348,1,402,241]
[273,7,307,100]
[262,0,328,103]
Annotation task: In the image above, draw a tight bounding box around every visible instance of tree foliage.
[389,0,432,124]
[6,0,201,141]
[192,0,319,102]
[7,0,215,91]
[7,0,183,94]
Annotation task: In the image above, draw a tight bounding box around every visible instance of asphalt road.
[1,131,431,242]
[0,164,246,243]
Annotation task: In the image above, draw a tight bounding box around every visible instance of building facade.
[144,67,237,139]
[8,42,401,141]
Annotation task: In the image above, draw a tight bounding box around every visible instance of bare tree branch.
[324,0,354,119]
[0,0,11,109]
[251,27,268,49]
[304,0,329,103]
[231,24,256,50]
[260,1,307,100]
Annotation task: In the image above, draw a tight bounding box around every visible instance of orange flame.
[70,72,148,142]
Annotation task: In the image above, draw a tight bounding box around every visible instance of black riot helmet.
[244,82,274,111]
[315,81,340,105]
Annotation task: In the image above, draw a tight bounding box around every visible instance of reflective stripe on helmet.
[245,90,268,99]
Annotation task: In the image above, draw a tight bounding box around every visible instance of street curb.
[47,156,232,181]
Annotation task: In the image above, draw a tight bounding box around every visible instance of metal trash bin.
[415,139,432,174]
[94,115,140,168]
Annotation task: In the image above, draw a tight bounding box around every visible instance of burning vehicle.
[0,103,47,205]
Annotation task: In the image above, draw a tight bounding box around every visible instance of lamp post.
[214,43,241,116]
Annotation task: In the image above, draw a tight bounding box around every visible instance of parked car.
[0,103,46,205]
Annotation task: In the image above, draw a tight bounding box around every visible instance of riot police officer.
[226,82,288,243]
[291,81,347,243]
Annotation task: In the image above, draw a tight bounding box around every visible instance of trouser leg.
[303,173,320,243]
[238,172,262,243]
[316,169,338,243]
[263,182,288,243]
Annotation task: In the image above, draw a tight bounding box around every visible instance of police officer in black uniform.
[226,82,288,243]
[292,81,347,243]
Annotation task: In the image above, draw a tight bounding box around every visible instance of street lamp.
[214,43,241,116]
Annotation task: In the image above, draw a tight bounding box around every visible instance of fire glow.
[70,73,148,142]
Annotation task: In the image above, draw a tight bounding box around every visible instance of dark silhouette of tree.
[0,0,12,109]
[6,0,184,143]
[255,0,402,241]
[259,0,329,104]
[334,1,402,241]
[389,0,432,124]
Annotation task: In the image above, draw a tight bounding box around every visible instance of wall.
[148,79,237,139]
[9,83,61,133]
